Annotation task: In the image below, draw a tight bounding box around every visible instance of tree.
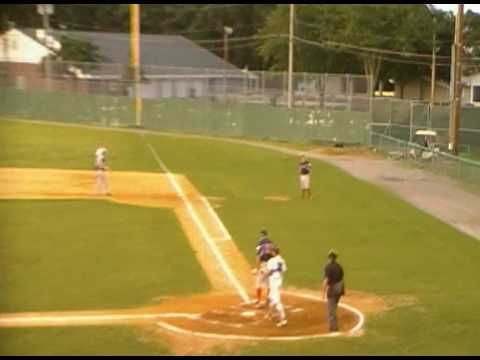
[462,10,480,76]
[52,4,275,70]
[56,35,108,63]
[257,5,359,73]
[257,4,439,96]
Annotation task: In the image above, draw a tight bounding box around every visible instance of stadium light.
[37,4,54,91]
[223,26,234,63]
[37,4,54,16]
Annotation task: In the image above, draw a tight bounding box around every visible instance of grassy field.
[0,200,209,313]
[0,326,169,356]
[1,119,480,355]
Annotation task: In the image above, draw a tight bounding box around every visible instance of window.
[473,86,480,102]
[352,78,368,94]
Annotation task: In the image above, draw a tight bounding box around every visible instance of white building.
[0,28,58,64]
[461,72,480,107]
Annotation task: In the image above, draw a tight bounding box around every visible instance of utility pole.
[130,4,142,128]
[430,23,437,109]
[428,5,437,128]
[223,26,233,63]
[37,4,54,91]
[223,26,233,99]
[287,4,295,109]
[449,4,464,155]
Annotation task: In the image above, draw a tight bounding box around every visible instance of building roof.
[21,28,240,76]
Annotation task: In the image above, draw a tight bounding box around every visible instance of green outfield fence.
[1,60,479,180]
[0,60,373,145]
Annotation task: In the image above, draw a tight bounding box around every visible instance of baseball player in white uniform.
[95,145,111,196]
[265,247,288,327]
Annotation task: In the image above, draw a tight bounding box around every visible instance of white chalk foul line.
[200,196,232,242]
[142,136,250,303]
[0,313,200,327]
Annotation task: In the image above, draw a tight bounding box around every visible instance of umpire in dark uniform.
[323,250,345,332]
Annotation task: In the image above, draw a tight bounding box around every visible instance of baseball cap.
[328,249,338,258]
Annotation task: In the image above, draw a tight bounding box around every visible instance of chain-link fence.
[371,97,480,158]
[1,59,478,153]
[0,60,372,145]
[370,131,480,192]
[2,60,479,189]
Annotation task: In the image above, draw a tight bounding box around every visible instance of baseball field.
[1,118,480,355]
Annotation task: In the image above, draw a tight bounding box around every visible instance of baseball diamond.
[0,166,364,348]
[1,119,479,356]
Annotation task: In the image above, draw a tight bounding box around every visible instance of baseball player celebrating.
[298,155,312,199]
[94,145,111,196]
[265,247,288,327]
[253,229,275,307]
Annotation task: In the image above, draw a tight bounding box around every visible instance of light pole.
[427,4,437,129]
[223,26,233,63]
[287,4,295,109]
[450,4,464,155]
[223,26,233,98]
[37,4,54,91]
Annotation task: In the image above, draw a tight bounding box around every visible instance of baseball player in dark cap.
[253,229,275,306]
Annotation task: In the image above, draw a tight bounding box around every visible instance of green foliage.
[0,4,275,70]
[3,3,480,82]
[57,35,109,63]
[257,4,453,90]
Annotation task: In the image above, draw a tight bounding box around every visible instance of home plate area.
[155,293,359,340]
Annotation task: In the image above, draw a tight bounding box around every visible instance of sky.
[433,4,480,14]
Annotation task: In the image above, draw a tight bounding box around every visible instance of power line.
[50,19,259,36]
[194,34,286,44]
[33,30,283,44]
[158,4,257,10]
[202,40,265,51]
[294,33,451,60]
[295,36,451,67]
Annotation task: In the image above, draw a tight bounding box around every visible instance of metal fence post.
[261,71,265,99]
[324,73,329,110]
[346,74,352,111]
[303,72,307,106]
[389,99,393,137]
[409,101,414,142]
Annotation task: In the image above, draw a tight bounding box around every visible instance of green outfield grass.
[0,326,169,356]
[1,119,480,355]
[0,200,209,313]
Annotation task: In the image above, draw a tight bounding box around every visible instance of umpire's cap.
[328,249,338,259]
